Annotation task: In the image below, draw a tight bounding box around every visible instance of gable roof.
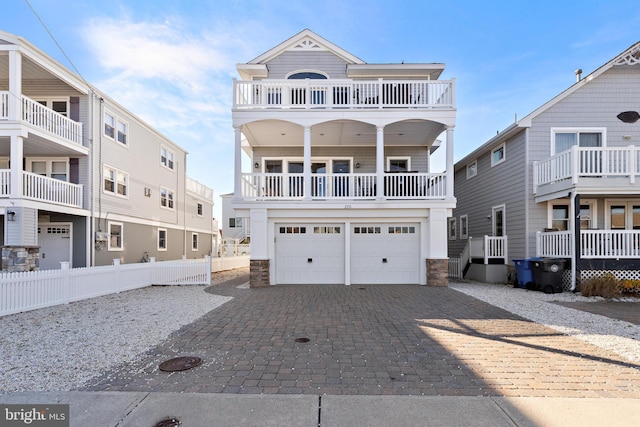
[236,29,364,80]
[455,40,640,169]
[249,28,365,65]
[518,40,640,127]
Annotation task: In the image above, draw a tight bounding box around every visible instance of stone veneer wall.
[427,259,448,287]
[250,259,270,288]
[2,246,40,272]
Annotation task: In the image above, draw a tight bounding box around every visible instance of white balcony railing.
[234,79,455,110]
[534,145,640,190]
[186,176,213,201]
[240,172,448,200]
[536,229,640,259]
[0,170,83,208]
[0,92,83,146]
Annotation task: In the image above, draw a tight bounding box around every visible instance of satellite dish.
[617,111,640,123]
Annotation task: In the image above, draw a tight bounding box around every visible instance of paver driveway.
[84,276,640,398]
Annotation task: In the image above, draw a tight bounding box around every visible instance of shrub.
[579,273,622,298]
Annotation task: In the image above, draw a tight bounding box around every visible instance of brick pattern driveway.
[84,277,640,397]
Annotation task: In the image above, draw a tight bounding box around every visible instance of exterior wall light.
[7,210,16,221]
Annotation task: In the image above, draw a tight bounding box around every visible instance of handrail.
[234,78,455,109]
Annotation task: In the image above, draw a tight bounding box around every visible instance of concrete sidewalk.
[2,391,639,426]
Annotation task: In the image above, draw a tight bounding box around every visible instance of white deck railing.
[0,257,212,317]
[536,229,640,259]
[240,172,447,200]
[234,78,455,109]
[534,145,640,190]
[186,176,214,200]
[536,230,573,257]
[0,93,83,146]
[22,171,83,208]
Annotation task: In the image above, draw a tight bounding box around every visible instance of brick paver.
[83,278,640,397]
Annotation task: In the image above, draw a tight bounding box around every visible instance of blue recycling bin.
[513,258,542,288]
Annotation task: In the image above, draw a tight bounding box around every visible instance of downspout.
[524,128,530,258]
[89,91,95,266]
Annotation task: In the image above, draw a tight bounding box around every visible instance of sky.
[2,0,640,220]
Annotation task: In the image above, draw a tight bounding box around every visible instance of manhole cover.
[158,356,202,372]
[155,418,181,427]
[295,337,310,343]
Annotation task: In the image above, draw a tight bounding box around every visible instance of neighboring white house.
[449,40,640,289]
[230,29,457,287]
[221,192,250,242]
[0,30,214,270]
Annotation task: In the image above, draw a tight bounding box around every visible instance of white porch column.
[376,125,385,199]
[10,135,23,198]
[8,50,22,121]
[445,127,454,199]
[303,126,312,200]
[233,126,242,200]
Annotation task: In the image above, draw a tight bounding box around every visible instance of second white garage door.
[351,224,420,284]
[275,224,345,284]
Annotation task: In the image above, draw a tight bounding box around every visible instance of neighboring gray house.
[0,30,214,270]
[449,40,640,289]
[231,29,457,287]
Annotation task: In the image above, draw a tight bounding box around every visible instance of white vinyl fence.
[1,257,212,317]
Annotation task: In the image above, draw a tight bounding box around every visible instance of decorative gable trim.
[247,29,364,65]
[291,36,324,51]
[613,45,640,66]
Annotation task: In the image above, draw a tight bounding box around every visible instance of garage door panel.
[276,224,344,284]
[351,224,420,285]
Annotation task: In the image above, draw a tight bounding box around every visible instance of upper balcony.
[534,145,640,199]
[0,92,84,148]
[240,171,448,201]
[233,78,455,111]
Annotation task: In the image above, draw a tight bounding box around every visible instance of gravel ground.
[2,269,639,393]
[0,268,244,393]
[450,280,640,363]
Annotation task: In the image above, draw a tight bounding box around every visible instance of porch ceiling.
[0,135,88,157]
[242,119,444,148]
[0,52,82,93]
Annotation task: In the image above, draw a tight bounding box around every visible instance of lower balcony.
[537,229,640,259]
[240,172,448,200]
[0,170,83,209]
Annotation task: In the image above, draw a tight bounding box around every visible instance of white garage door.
[275,224,344,284]
[351,224,420,284]
[38,224,72,270]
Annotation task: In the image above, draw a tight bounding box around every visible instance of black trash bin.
[532,258,566,294]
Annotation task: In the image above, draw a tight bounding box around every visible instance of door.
[38,223,72,270]
[351,224,420,284]
[332,160,350,197]
[311,162,326,197]
[275,224,344,284]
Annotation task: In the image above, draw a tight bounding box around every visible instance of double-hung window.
[158,228,167,250]
[160,187,175,209]
[108,221,123,251]
[103,165,128,197]
[161,147,175,170]
[192,233,199,251]
[104,111,128,146]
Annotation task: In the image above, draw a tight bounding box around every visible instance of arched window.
[287,71,328,105]
[287,72,327,80]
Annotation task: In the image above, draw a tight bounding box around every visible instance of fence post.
[113,259,121,293]
[205,255,212,283]
[149,257,156,285]
[61,261,71,304]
